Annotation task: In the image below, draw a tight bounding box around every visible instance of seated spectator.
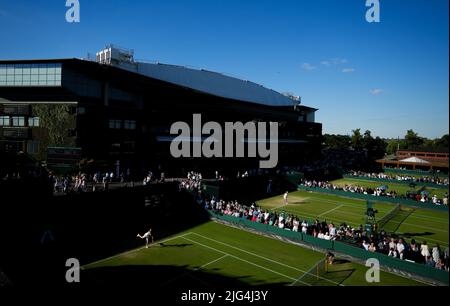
[362,240,370,251]
[425,255,435,268]
[388,248,398,258]
[435,258,445,270]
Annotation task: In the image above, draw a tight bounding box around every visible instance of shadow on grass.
[393,232,435,239]
[82,264,291,288]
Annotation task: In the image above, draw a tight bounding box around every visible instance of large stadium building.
[0,46,322,175]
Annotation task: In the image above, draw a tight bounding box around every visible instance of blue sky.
[0,0,448,138]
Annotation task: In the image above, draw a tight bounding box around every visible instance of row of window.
[0,63,62,87]
[109,119,137,130]
[0,116,40,127]
[0,63,62,75]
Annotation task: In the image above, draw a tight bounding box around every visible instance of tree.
[363,130,374,151]
[405,129,424,150]
[435,134,449,149]
[323,134,351,150]
[351,129,363,150]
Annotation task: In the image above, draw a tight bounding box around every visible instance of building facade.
[0,46,322,176]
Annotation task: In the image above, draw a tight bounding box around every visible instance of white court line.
[82,233,190,268]
[319,204,344,217]
[181,235,311,286]
[299,191,449,222]
[189,232,342,286]
[277,204,448,234]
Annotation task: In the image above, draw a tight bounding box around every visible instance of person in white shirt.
[323,232,331,240]
[292,219,299,232]
[362,240,370,251]
[389,238,397,251]
[420,241,430,258]
[396,239,405,259]
[388,248,398,258]
[283,191,288,205]
[329,225,337,237]
[432,195,438,204]
[432,245,441,263]
[318,232,324,239]
[137,228,154,248]
[302,224,307,234]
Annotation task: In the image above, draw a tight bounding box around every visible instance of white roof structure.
[399,157,430,164]
[96,46,301,107]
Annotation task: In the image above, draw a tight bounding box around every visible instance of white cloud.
[301,63,316,71]
[342,68,355,73]
[331,58,347,65]
[320,61,330,66]
[369,88,383,95]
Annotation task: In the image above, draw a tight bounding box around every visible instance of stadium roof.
[399,157,430,164]
[93,45,304,107]
[111,61,302,107]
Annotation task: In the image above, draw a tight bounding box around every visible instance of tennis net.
[378,204,402,230]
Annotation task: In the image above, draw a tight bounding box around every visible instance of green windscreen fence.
[202,183,220,199]
[209,211,449,285]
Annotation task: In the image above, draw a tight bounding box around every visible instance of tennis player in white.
[137,228,154,248]
[283,191,288,205]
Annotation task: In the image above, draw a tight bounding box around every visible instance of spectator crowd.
[348,170,449,186]
[299,179,449,206]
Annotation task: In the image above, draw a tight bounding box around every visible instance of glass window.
[27,141,40,155]
[0,63,62,87]
[28,117,40,127]
[123,120,136,130]
[109,119,122,129]
[12,116,25,127]
[6,65,14,74]
[0,116,10,126]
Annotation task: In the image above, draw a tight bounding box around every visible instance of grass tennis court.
[331,177,448,199]
[82,221,427,286]
[257,190,449,248]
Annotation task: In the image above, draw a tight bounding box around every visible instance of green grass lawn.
[82,221,428,286]
[257,190,449,248]
[331,178,448,199]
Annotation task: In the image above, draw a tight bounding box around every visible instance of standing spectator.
[389,238,397,252]
[397,239,405,260]
[420,241,430,259]
[432,245,441,264]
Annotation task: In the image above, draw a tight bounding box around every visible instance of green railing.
[208,211,449,285]
[343,174,449,189]
[297,185,449,212]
